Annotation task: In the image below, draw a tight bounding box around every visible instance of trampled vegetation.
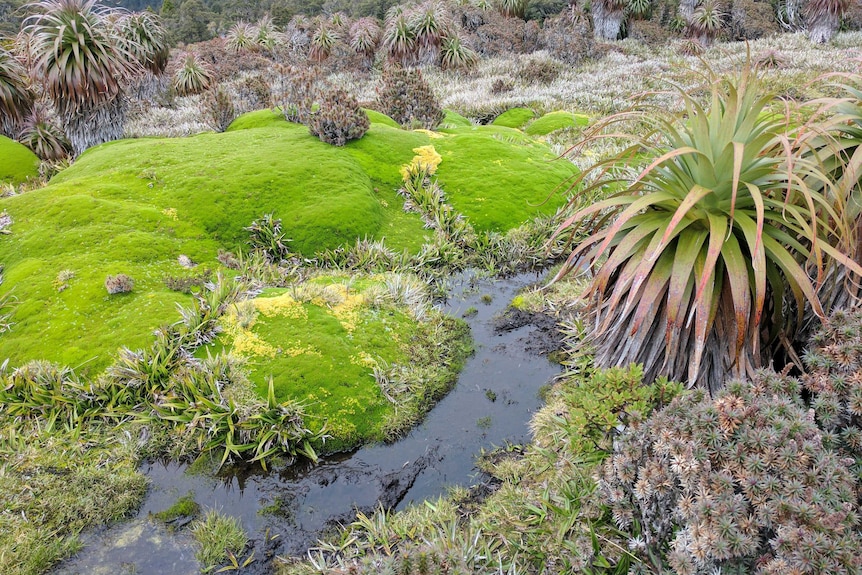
[5,0,862,573]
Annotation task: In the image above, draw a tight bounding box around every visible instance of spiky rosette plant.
[496,0,530,18]
[440,33,478,70]
[225,21,258,52]
[173,53,213,96]
[255,14,278,50]
[382,13,417,66]
[309,22,338,62]
[599,371,862,574]
[349,17,381,58]
[409,1,448,66]
[0,46,34,138]
[117,11,168,74]
[551,64,862,392]
[687,0,725,45]
[25,0,141,156]
[805,0,850,43]
[19,103,71,161]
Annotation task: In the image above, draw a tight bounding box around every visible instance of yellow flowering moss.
[161,207,178,220]
[327,285,365,332]
[400,145,443,182]
[255,293,308,320]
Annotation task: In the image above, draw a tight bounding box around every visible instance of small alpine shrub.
[308,87,369,146]
[376,67,444,130]
[275,65,320,124]
[202,86,236,133]
[600,371,862,574]
[105,274,134,294]
[245,214,292,262]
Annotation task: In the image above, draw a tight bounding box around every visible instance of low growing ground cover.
[204,273,471,451]
[0,112,575,373]
[0,135,40,184]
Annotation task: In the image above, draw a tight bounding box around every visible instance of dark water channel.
[55,271,562,575]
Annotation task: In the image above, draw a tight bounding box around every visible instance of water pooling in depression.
[55,270,562,575]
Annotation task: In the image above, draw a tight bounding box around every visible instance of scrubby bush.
[308,87,370,146]
[202,86,236,133]
[805,308,862,479]
[600,371,862,574]
[376,67,444,129]
[275,65,321,124]
[105,274,134,294]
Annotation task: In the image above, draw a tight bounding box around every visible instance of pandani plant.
[550,63,862,393]
[24,0,144,156]
[0,46,35,138]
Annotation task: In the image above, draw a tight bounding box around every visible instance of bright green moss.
[226,108,291,131]
[525,111,589,136]
[432,127,579,231]
[0,136,40,184]
[205,282,415,451]
[492,107,536,129]
[440,109,472,128]
[153,493,200,524]
[365,109,401,128]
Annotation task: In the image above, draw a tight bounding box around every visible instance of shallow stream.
[54,271,562,575]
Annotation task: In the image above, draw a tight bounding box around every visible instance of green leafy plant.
[349,17,381,60]
[309,23,339,62]
[19,104,71,161]
[308,87,370,146]
[687,0,725,45]
[0,46,34,139]
[25,0,140,155]
[551,64,862,391]
[173,53,213,96]
[225,21,259,53]
[382,13,417,66]
[440,33,478,70]
[191,509,248,571]
[117,11,169,74]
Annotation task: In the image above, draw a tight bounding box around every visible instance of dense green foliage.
[0,135,40,184]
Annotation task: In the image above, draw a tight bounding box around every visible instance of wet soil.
[54,270,562,575]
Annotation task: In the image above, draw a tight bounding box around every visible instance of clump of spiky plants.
[376,66,444,129]
[550,63,861,392]
[309,22,339,62]
[409,1,449,66]
[25,0,142,155]
[225,21,259,52]
[440,33,478,70]
[0,46,35,138]
[627,0,652,19]
[245,213,293,262]
[599,371,862,574]
[173,53,213,96]
[496,0,530,18]
[117,11,168,75]
[806,0,850,43]
[349,17,381,63]
[191,509,248,571]
[255,14,278,50]
[19,103,71,161]
[687,0,725,45]
[105,273,134,294]
[382,12,417,66]
[308,87,370,146]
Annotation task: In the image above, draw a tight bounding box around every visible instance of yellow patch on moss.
[282,341,322,358]
[400,145,443,182]
[329,287,365,332]
[414,129,446,140]
[350,351,378,368]
[255,293,308,320]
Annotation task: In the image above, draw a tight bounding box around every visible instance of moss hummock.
[0,111,575,374]
[492,107,536,129]
[0,136,40,184]
[525,111,589,136]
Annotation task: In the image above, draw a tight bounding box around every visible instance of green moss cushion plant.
[525,111,589,136]
[0,135,40,184]
[364,109,400,128]
[492,107,536,129]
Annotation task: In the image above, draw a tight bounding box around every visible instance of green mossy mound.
[365,109,401,128]
[441,110,472,128]
[525,111,590,136]
[0,136,40,184]
[0,111,576,374]
[204,275,471,451]
[492,107,537,129]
